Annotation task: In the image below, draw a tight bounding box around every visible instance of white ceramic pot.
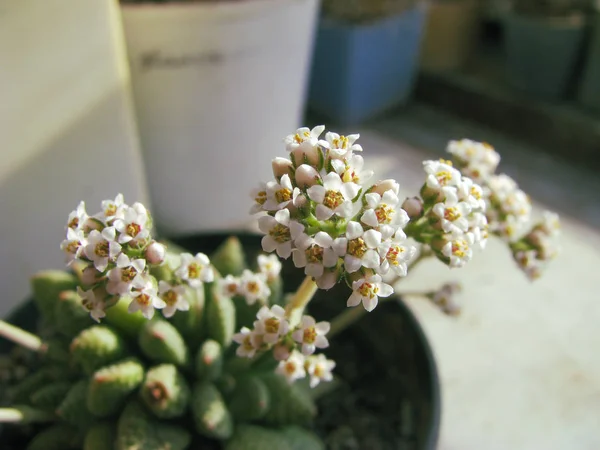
[0,0,149,317]
[120,0,321,236]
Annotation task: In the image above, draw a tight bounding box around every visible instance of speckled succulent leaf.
[140,364,190,419]
[70,325,126,375]
[228,375,270,422]
[54,290,94,338]
[260,373,317,426]
[210,236,248,277]
[281,425,325,450]
[223,356,254,377]
[116,401,191,450]
[206,283,236,348]
[195,339,223,381]
[29,381,72,410]
[169,285,206,351]
[138,320,189,367]
[87,358,145,417]
[224,425,293,450]
[104,297,147,339]
[30,270,78,322]
[84,422,117,450]
[44,337,71,363]
[25,424,82,450]
[9,366,69,403]
[56,380,96,429]
[191,382,233,440]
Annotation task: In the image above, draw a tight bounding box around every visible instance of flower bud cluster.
[232,305,334,387]
[60,194,213,321]
[412,159,488,268]
[251,125,416,312]
[445,139,560,279]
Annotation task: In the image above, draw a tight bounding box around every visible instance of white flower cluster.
[416,159,488,268]
[445,139,560,279]
[232,305,334,387]
[60,194,213,321]
[216,254,281,306]
[252,125,417,312]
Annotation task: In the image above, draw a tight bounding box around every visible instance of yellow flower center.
[439,158,453,166]
[358,282,378,298]
[246,281,260,294]
[162,290,178,306]
[436,171,453,185]
[242,335,254,351]
[255,191,267,205]
[275,188,292,204]
[375,204,393,223]
[303,327,317,344]
[323,190,344,210]
[444,207,460,222]
[284,361,297,375]
[451,240,468,257]
[305,245,324,264]
[342,168,359,184]
[386,245,404,266]
[264,317,280,334]
[68,217,79,229]
[121,267,137,282]
[269,224,290,243]
[95,241,109,257]
[333,135,349,149]
[105,204,117,217]
[66,241,80,254]
[348,238,367,258]
[137,293,151,306]
[126,223,141,237]
[470,186,482,199]
[313,365,324,378]
[188,262,201,279]
[226,283,238,296]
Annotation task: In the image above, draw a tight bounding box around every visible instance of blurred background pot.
[420,0,483,72]
[120,0,321,237]
[577,10,600,111]
[308,0,428,125]
[503,11,587,100]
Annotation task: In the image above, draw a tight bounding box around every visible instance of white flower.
[60,227,87,264]
[514,250,542,280]
[291,315,330,355]
[233,327,264,358]
[253,305,289,344]
[319,132,362,159]
[250,182,268,214]
[305,354,336,388]
[97,193,126,224]
[106,253,146,295]
[263,175,299,211]
[361,189,408,236]
[538,211,561,237]
[218,274,240,298]
[423,160,462,190]
[276,350,306,384]
[347,274,393,312]
[442,233,475,268]
[432,200,471,234]
[284,125,325,152]
[113,202,150,245]
[84,227,122,272]
[292,232,339,278]
[337,222,383,273]
[77,286,106,323]
[446,139,500,181]
[331,154,374,186]
[175,252,214,288]
[431,282,462,316]
[128,275,166,319]
[66,201,88,230]
[158,281,188,318]
[468,212,489,250]
[258,209,304,259]
[238,270,271,305]
[307,172,360,221]
[257,254,282,281]
[379,233,416,277]
[457,177,486,211]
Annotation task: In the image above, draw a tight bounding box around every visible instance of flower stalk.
[0,320,44,352]
[0,406,54,424]
[285,275,319,328]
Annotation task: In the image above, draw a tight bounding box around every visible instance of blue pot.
[308,6,427,126]
[504,14,586,100]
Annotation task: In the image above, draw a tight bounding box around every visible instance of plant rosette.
[0,128,560,450]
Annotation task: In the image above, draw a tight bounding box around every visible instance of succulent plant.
[0,237,324,450]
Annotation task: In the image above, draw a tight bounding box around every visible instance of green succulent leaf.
[84,422,117,450]
[30,381,72,410]
[260,373,317,426]
[195,339,223,381]
[281,425,325,450]
[54,290,94,338]
[225,425,293,450]
[9,366,69,403]
[104,297,147,339]
[191,382,233,440]
[26,424,82,450]
[169,285,206,352]
[139,364,190,419]
[70,325,127,375]
[87,358,145,418]
[206,283,236,349]
[211,236,247,277]
[228,375,270,422]
[30,270,78,322]
[138,320,189,367]
[56,380,96,429]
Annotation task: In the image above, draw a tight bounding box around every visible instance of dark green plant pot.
[578,13,600,112]
[0,233,441,449]
[504,13,586,100]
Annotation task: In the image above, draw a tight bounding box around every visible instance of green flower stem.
[285,275,319,328]
[328,249,433,338]
[0,320,44,352]
[0,406,55,424]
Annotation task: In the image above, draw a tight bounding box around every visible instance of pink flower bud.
[145,241,166,265]
[81,265,103,287]
[402,197,424,219]
[316,270,339,290]
[294,164,320,189]
[273,343,291,361]
[372,179,399,196]
[272,157,293,180]
[291,145,321,168]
